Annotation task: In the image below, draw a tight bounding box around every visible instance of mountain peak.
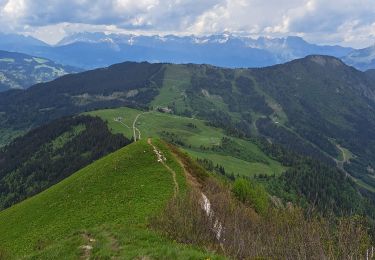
[285,36,307,44]
[0,33,48,47]
[305,55,345,67]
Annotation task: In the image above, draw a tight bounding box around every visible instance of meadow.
[0,140,222,259]
[89,107,285,177]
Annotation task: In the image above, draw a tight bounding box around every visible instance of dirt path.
[114,113,146,142]
[147,138,179,197]
[135,127,141,141]
[79,232,96,260]
[133,113,142,142]
[117,120,131,129]
[132,111,154,142]
[114,118,131,132]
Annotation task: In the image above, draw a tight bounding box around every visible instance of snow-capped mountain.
[0,32,367,70]
[49,32,354,69]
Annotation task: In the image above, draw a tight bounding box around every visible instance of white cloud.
[3,0,25,16]
[1,0,375,47]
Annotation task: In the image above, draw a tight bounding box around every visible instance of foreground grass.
[89,107,285,177]
[0,139,222,259]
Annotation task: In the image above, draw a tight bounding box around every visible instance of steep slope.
[0,115,130,210]
[0,50,78,91]
[250,56,375,185]
[0,139,220,259]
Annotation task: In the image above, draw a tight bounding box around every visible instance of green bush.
[232,178,269,215]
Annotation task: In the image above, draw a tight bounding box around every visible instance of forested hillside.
[0,115,130,210]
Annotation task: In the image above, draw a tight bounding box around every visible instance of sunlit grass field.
[89,106,285,177]
[0,140,222,259]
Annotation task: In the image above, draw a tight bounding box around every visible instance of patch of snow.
[200,193,223,240]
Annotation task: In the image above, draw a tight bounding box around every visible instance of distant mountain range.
[1,32,375,70]
[343,45,375,71]
[52,32,354,68]
[0,50,78,92]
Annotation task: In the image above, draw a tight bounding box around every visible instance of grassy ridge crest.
[0,139,219,259]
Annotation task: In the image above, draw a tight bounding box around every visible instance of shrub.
[232,178,269,215]
[153,176,371,259]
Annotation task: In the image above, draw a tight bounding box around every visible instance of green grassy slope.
[151,64,193,113]
[89,107,285,177]
[0,139,221,259]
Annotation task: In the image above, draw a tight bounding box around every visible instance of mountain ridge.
[343,44,375,71]
[0,139,221,259]
[0,55,374,189]
[0,32,360,69]
[0,50,79,91]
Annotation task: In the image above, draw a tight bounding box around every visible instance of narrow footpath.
[147,138,179,197]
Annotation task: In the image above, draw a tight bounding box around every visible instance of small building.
[157,107,172,113]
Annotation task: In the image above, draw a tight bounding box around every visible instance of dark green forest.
[0,115,130,210]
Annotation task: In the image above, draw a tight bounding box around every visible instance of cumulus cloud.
[0,0,375,47]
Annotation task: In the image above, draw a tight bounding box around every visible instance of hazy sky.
[1,0,375,48]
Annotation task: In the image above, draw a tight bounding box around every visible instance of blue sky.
[0,0,375,48]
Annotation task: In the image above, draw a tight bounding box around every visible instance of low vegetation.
[153,154,373,259]
[232,178,269,215]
